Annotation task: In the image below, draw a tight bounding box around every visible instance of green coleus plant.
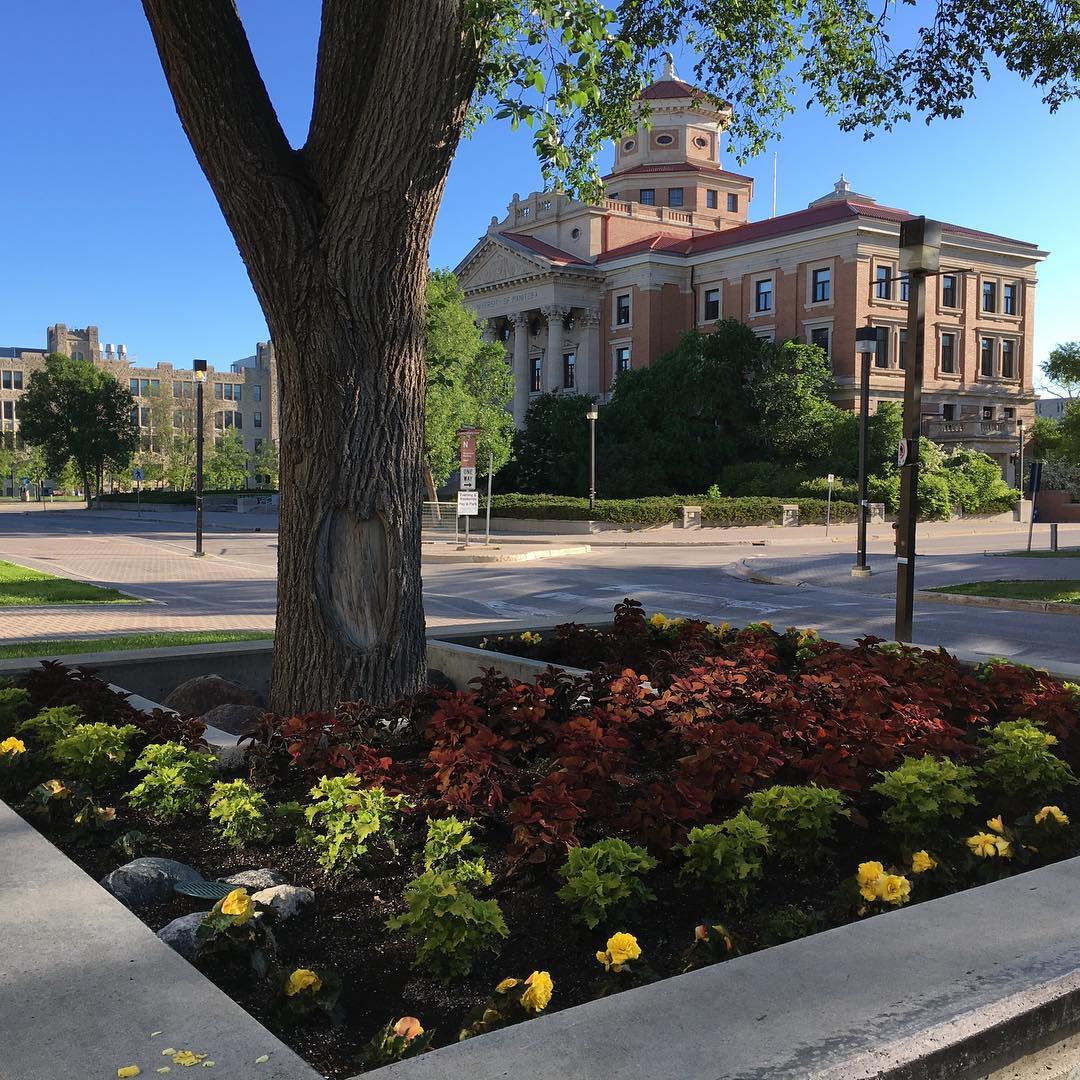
[208,778,276,847]
[979,719,1078,810]
[679,812,772,907]
[126,741,218,822]
[49,722,141,784]
[871,755,978,845]
[303,774,408,874]
[745,784,849,861]
[556,836,656,929]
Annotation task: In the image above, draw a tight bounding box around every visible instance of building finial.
[662,52,677,80]
[835,174,851,194]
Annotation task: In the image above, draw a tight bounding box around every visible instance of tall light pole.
[193,358,207,557]
[852,327,881,578]
[894,217,942,643]
[586,402,598,512]
[1017,417,1025,501]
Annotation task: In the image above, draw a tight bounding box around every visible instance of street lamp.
[1017,417,1025,499]
[193,358,207,557]
[586,402,599,512]
[852,326,881,578]
[894,216,942,642]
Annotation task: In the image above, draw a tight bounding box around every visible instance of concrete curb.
[918,589,1080,617]
[423,544,591,563]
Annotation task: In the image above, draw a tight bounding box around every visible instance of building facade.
[1,325,279,487]
[455,62,1046,482]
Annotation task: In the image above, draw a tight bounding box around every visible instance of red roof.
[596,199,1038,262]
[639,78,701,101]
[499,231,592,267]
[603,160,754,184]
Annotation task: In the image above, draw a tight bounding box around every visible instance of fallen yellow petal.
[117,1068,141,1079]
[171,1050,206,1067]
[202,1064,215,1069]
[150,1032,163,1038]
[157,1071,171,1076]
[162,1049,176,1057]
[254,1056,269,1065]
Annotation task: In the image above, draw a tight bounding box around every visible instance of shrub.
[49,722,141,783]
[979,719,1078,808]
[871,755,978,844]
[745,784,848,860]
[209,779,277,846]
[18,706,84,746]
[126,741,218,821]
[303,774,408,874]
[422,815,480,869]
[0,687,31,737]
[386,867,509,979]
[679,811,771,905]
[556,837,657,929]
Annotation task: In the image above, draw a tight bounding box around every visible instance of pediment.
[458,240,551,290]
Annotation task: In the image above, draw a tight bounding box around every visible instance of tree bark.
[141,0,480,712]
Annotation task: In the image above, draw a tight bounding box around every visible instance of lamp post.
[586,402,598,512]
[852,327,881,578]
[1017,417,1025,501]
[193,358,207,557]
[894,217,942,642]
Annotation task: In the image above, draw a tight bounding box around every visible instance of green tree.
[250,440,279,487]
[1029,415,1064,461]
[18,354,138,508]
[1044,342,1080,397]
[140,0,1080,711]
[502,393,595,495]
[207,431,250,489]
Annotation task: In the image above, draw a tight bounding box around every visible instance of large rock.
[252,885,314,920]
[101,857,202,907]
[157,911,209,960]
[199,703,265,736]
[163,674,261,717]
[219,868,288,891]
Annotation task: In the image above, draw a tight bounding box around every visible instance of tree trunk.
[141,0,480,713]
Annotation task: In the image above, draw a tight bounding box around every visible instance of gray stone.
[157,910,210,960]
[100,857,202,907]
[163,673,261,716]
[219,868,287,891]
[199,702,265,735]
[252,884,314,920]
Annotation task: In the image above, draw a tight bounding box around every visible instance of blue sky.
[1,3,1076,391]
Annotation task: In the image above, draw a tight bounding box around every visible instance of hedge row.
[99,489,276,505]
[485,493,858,526]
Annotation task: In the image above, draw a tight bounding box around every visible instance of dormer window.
[623,139,636,152]
[694,136,708,149]
[656,134,674,145]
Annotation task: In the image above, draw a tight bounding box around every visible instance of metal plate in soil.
[174,879,234,900]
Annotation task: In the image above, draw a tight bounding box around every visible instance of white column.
[542,305,570,393]
[510,311,531,427]
[577,307,601,397]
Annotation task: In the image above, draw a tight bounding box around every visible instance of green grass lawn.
[930,579,1080,603]
[0,630,273,659]
[996,548,1080,558]
[0,560,142,606]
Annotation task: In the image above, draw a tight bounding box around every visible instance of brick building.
[0,325,278,490]
[455,60,1046,482]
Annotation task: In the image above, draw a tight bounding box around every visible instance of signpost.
[133,466,144,517]
[825,474,834,536]
[456,427,479,546]
[1027,460,1043,553]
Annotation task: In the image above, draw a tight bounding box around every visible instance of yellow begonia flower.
[219,888,253,924]
[993,836,1013,858]
[495,978,519,993]
[393,1016,423,1040]
[986,816,1006,835]
[0,736,26,755]
[878,874,912,905]
[1036,806,1069,826]
[649,613,669,629]
[859,880,881,902]
[520,970,553,1013]
[284,968,322,997]
[967,832,1000,858]
[856,861,884,886]
[602,932,641,970]
[44,779,71,798]
[911,851,937,874]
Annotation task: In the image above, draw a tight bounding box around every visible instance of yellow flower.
[519,632,541,646]
[994,836,1013,858]
[986,816,1006,835]
[219,888,253,924]
[0,736,26,756]
[878,874,912,905]
[649,613,669,629]
[859,879,881,902]
[117,1068,141,1078]
[1036,805,1069,826]
[911,850,936,874]
[495,978,520,993]
[598,932,641,971]
[284,968,322,997]
[43,778,71,798]
[856,861,884,886]
[967,832,1000,858]
[520,970,553,1013]
[392,1016,424,1040]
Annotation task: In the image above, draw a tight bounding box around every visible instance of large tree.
[18,354,139,509]
[139,1,1079,712]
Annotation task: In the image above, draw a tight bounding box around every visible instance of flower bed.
[3,610,1080,1079]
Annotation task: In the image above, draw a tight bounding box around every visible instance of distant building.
[1036,397,1070,421]
[455,59,1045,483]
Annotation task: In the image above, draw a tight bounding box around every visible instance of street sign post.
[825,473,834,535]
[459,466,476,491]
[457,491,479,516]
[456,428,480,546]
[133,467,144,516]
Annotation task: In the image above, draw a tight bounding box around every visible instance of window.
[224,383,233,401]
[875,266,891,300]
[639,188,655,205]
[253,385,262,402]
[615,346,631,374]
[940,332,956,374]
[812,267,831,303]
[1001,339,1015,379]
[704,288,721,322]
[982,280,997,313]
[727,193,738,212]
[254,411,263,429]
[810,327,830,356]
[140,407,150,427]
[983,405,995,420]
[12,372,21,390]
[130,378,139,395]
[898,329,908,370]
[174,410,184,426]
[941,274,957,308]
[706,190,718,209]
[1003,407,1015,419]
[874,334,889,368]
[1004,283,1017,315]
[129,406,138,426]
[173,383,182,398]
[656,133,674,145]
[2,402,12,421]
[667,188,684,207]
[2,372,10,390]
[615,293,631,326]
[531,357,542,392]
[563,352,576,390]
[214,383,224,399]
[980,337,994,377]
[233,384,241,402]
[235,412,243,429]
[254,439,263,451]
[754,278,773,313]
[899,273,909,303]
[942,404,957,421]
